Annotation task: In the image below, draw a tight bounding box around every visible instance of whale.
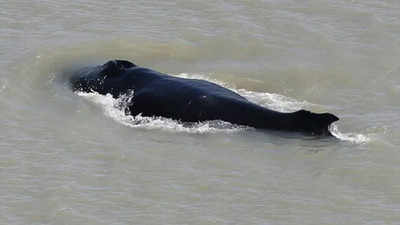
[69,60,339,135]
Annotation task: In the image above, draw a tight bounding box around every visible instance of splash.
[330,124,371,144]
[237,89,310,112]
[175,73,310,111]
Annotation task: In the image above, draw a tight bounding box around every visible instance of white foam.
[330,124,371,144]
[175,73,309,112]
[237,89,310,112]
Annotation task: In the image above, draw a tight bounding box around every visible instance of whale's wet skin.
[1,1,399,224]
[70,60,339,136]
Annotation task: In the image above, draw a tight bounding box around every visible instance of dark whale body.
[70,60,339,135]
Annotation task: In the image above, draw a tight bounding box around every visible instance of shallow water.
[1,0,399,224]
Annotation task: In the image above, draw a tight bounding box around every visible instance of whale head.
[69,60,137,96]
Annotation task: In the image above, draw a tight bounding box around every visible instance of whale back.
[69,60,340,136]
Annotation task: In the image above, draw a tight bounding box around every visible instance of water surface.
[1,1,399,224]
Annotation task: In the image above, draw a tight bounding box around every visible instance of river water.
[1,1,399,224]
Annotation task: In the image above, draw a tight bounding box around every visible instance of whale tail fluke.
[292,110,339,136]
